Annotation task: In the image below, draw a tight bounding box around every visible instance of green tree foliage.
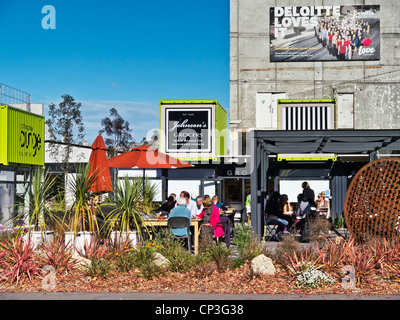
[100,108,133,158]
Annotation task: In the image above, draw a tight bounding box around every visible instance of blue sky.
[0,0,229,144]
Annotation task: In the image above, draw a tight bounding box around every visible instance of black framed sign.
[165,108,212,153]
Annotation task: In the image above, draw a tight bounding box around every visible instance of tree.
[100,108,134,158]
[45,94,85,192]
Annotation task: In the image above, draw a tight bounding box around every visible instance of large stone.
[72,253,91,269]
[251,254,276,276]
[153,252,170,267]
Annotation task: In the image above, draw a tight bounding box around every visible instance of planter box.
[24,230,54,249]
[65,231,95,254]
[110,230,138,247]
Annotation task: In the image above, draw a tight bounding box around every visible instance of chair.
[264,219,282,242]
[216,216,231,248]
[167,216,192,253]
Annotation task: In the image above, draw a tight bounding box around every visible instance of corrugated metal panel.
[0,105,45,166]
[332,175,347,219]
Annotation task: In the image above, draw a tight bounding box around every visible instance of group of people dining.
[157,191,226,240]
[264,181,330,237]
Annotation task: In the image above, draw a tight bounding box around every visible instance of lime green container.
[0,105,45,167]
[159,100,227,161]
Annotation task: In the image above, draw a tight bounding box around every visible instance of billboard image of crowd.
[270,5,380,62]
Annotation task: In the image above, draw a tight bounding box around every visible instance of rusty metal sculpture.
[344,157,400,242]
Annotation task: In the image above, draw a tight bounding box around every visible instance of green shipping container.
[0,105,45,167]
[159,100,227,161]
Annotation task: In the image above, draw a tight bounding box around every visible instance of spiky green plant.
[17,168,60,233]
[105,176,157,241]
[68,164,99,236]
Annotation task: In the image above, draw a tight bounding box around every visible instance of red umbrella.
[87,133,113,193]
[108,144,193,169]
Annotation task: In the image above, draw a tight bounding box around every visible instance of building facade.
[230,0,400,139]
[230,1,400,239]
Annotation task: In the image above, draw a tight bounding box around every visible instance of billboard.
[270,5,380,62]
[0,105,45,167]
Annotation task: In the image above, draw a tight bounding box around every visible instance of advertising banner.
[165,108,212,153]
[0,105,45,166]
[270,5,380,62]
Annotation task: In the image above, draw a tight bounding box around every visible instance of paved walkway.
[1,292,400,300]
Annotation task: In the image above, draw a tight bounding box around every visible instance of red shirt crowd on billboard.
[315,15,372,60]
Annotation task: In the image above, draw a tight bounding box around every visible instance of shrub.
[316,237,355,276]
[74,237,108,260]
[192,253,215,279]
[296,263,335,288]
[38,236,77,273]
[0,239,41,284]
[233,223,263,262]
[83,258,112,279]
[115,250,136,273]
[204,242,232,273]
[131,240,165,279]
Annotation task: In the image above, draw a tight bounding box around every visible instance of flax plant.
[16,168,60,234]
[68,164,99,236]
[105,176,157,241]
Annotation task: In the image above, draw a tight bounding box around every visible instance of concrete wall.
[230,0,400,139]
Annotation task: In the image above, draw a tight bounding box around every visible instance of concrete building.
[229,1,400,239]
[230,0,400,136]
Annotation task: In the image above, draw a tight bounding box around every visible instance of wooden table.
[141,218,201,255]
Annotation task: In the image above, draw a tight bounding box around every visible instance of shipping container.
[159,100,228,161]
[0,105,45,167]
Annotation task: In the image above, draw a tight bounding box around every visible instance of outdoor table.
[141,218,201,255]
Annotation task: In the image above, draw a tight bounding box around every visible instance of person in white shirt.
[195,196,204,216]
[179,191,198,218]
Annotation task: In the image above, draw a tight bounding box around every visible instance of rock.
[251,254,276,276]
[153,252,170,267]
[72,253,91,269]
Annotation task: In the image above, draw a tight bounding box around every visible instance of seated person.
[264,191,289,233]
[158,196,175,218]
[316,191,329,218]
[195,196,204,215]
[212,195,227,211]
[168,197,192,237]
[196,196,224,238]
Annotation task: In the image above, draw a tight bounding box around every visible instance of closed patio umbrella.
[87,133,113,194]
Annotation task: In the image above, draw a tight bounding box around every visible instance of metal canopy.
[250,129,400,241]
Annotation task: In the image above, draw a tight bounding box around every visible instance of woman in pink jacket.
[196,196,225,238]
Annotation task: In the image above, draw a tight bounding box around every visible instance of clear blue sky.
[0,0,229,144]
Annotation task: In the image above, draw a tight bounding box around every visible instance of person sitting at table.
[196,196,225,239]
[212,195,227,211]
[158,196,175,219]
[168,197,192,237]
[195,196,204,215]
[316,191,329,218]
[279,194,295,231]
[265,191,289,234]
[179,191,198,218]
